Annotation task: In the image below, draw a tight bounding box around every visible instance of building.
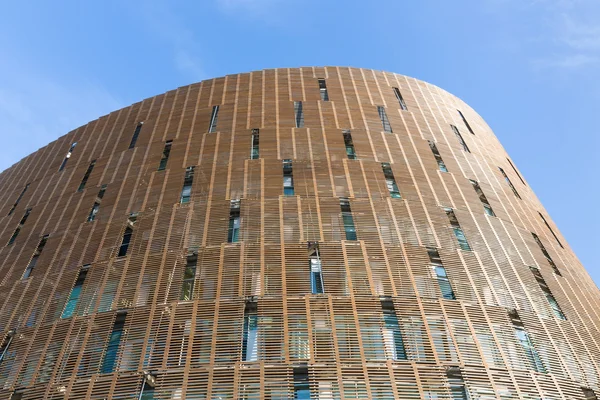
[0,67,598,399]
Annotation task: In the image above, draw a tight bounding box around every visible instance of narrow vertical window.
[7,183,29,216]
[532,232,561,275]
[59,142,77,171]
[242,299,258,361]
[283,159,295,196]
[250,128,260,159]
[157,140,173,171]
[381,163,401,198]
[77,160,96,192]
[451,125,470,153]
[22,234,49,279]
[228,199,241,243]
[340,198,357,240]
[428,140,448,172]
[0,330,16,363]
[61,264,90,318]
[507,157,526,185]
[499,167,521,199]
[87,184,107,222]
[293,367,310,399]
[377,106,393,133]
[129,123,143,149]
[582,388,599,400]
[457,109,475,135]
[118,214,137,257]
[380,298,407,360]
[180,166,195,204]
[428,248,456,300]
[529,266,566,320]
[393,87,408,111]
[538,212,563,249]
[444,208,471,251]
[509,309,545,373]
[7,208,32,246]
[208,105,219,133]
[308,242,324,294]
[294,101,304,128]
[446,367,468,400]
[469,179,495,217]
[342,129,357,159]
[180,249,198,301]
[101,312,127,373]
[140,372,157,400]
[318,79,329,101]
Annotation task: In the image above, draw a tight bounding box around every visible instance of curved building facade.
[0,67,598,399]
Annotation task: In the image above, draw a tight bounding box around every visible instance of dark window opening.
[428,248,456,300]
[101,312,127,373]
[158,140,173,171]
[428,140,448,172]
[10,391,23,400]
[582,387,599,400]
[446,367,468,400]
[530,266,566,320]
[393,87,408,111]
[61,264,90,319]
[181,248,198,301]
[87,184,107,222]
[377,106,393,133]
[318,79,329,101]
[209,105,219,133]
[8,183,30,216]
[381,298,407,360]
[451,125,470,153]
[294,101,304,128]
[251,129,260,159]
[118,214,137,257]
[293,367,310,399]
[444,208,471,251]
[283,159,294,196]
[532,232,561,276]
[506,157,526,185]
[308,242,324,294]
[342,129,356,159]
[538,212,563,248]
[469,179,495,217]
[340,197,357,241]
[59,142,77,171]
[78,160,96,192]
[509,309,546,373]
[242,299,258,361]
[180,166,195,204]
[7,208,32,246]
[0,330,16,364]
[129,123,143,149]
[228,199,241,243]
[23,234,49,279]
[458,110,475,135]
[140,373,156,400]
[499,167,521,199]
[381,163,401,198]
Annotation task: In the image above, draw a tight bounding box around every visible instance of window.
[228,199,241,243]
[428,248,456,300]
[242,300,258,361]
[283,159,295,196]
[377,106,393,133]
[308,242,324,294]
[158,140,173,171]
[0,330,15,363]
[7,183,29,216]
[250,129,260,159]
[294,101,304,128]
[118,214,137,257]
[87,184,107,222]
[538,212,563,248]
[10,392,23,400]
[78,160,96,192]
[140,372,157,400]
[101,312,127,373]
[180,249,198,301]
[342,129,357,160]
[393,87,408,111]
[180,166,195,204]
[7,208,32,246]
[318,79,329,101]
[59,142,77,171]
[381,163,401,198]
[340,198,357,240]
[209,105,219,133]
[582,387,599,400]
[61,265,90,318]
[446,367,468,400]
[293,367,310,399]
[469,180,495,217]
[129,123,143,149]
[380,298,407,360]
[498,167,521,199]
[509,309,545,373]
[457,110,475,135]
[530,266,566,320]
[444,208,471,251]
[532,232,561,276]
[451,125,470,153]
[428,140,448,172]
[23,234,49,279]
[506,157,526,185]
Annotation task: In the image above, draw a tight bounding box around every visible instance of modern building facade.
[0,67,598,399]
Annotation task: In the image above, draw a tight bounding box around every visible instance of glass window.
[342,129,357,159]
[7,183,30,216]
[509,310,546,373]
[101,312,127,373]
[458,109,475,135]
[377,106,393,133]
[228,199,241,243]
[529,266,566,319]
[294,101,304,128]
[428,248,456,300]
[381,299,407,360]
[498,167,521,199]
[59,142,77,171]
[242,300,258,361]
[78,160,96,192]
[129,123,143,149]
[209,105,219,133]
[469,179,495,217]
[23,234,49,279]
[309,242,324,294]
[451,125,470,153]
[381,163,401,198]
[318,79,329,101]
[393,87,408,111]
[531,232,560,275]
[428,140,448,172]
[283,160,295,196]
[293,367,311,399]
[181,249,198,301]
[251,128,260,159]
[87,184,107,222]
[7,208,32,245]
[444,208,471,251]
[61,265,90,318]
[180,166,195,204]
[340,198,357,241]
[538,212,563,248]
[158,140,173,171]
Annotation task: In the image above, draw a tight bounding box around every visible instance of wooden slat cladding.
[0,67,597,399]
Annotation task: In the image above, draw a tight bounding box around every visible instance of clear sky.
[0,0,598,286]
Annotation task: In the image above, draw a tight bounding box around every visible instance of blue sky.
[0,0,598,286]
